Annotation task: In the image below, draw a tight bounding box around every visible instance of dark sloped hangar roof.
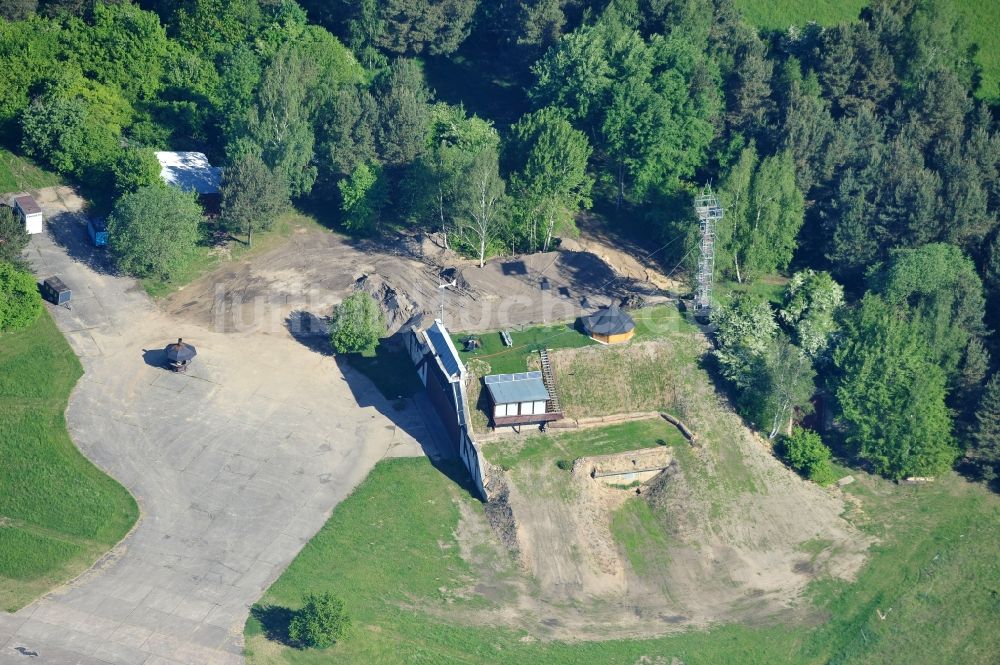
[582,301,635,336]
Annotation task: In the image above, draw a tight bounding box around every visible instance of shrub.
[0,261,42,331]
[288,592,350,649]
[0,207,30,268]
[329,292,384,354]
[779,427,836,486]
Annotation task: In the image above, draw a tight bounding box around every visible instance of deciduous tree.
[288,592,351,649]
[220,152,289,247]
[833,295,957,479]
[329,292,384,354]
[779,270,844,358]
[460,147,505,268]
[338,162,387,234]
[107,185,202,281]
[507,107,592,251]
[779,427,836,485]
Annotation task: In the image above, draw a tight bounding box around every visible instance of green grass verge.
[549,306,706,419]
[140,211,327,298]
[0,311,138,611]
[0,147,62,193]
[245,455,1000,664]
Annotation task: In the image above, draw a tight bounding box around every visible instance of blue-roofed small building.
[484,371,562,428]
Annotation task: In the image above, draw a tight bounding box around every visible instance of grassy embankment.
[0,147,62,193]
[735,0,1000,103]
[0,312,138,611]
[247,301,1000,663]
[246,436,1000,664]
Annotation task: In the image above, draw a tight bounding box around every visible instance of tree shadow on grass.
[250,604,295,646]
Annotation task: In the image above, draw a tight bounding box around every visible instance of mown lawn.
[736,0,1000,103]
[0,147,62,193]
[451,320,596,376]
[245,453,1000,664]
[0,311,138,611]
[140,211,327,298]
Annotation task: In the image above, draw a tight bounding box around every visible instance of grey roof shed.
[484,372,550,405]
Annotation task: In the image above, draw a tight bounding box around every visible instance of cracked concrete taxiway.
[0,188,450,664]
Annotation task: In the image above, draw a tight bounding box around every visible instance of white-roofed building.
[155,151,221,212]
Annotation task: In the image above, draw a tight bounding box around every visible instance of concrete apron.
[0,194,437,665]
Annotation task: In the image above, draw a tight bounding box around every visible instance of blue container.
[88,218,108,247]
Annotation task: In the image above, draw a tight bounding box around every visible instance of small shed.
[484,371,561,427]
[40,276,71,306]
[155,151,222,212]
[12,194,42,234]
[87,217,108,247]
[582,301,635,344]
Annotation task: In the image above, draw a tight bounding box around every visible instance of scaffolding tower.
[693,185,723,317]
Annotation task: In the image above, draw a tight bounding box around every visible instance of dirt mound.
[354,273,423,334]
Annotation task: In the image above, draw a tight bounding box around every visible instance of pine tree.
[973,373,1000,480]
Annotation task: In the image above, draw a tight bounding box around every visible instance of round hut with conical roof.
[165,338,197,372]
[582,301,635,344]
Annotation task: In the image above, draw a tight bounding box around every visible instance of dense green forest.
[0,0,997,483]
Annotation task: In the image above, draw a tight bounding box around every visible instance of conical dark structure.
[165,338,196,371]
[582,302,635,344]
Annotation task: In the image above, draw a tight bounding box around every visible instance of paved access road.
[0,188,448,664]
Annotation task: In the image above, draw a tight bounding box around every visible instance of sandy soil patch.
[162,229,669,337]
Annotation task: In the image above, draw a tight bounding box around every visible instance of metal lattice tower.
[693,185,723,316]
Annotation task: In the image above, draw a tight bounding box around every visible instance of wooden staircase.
[538,348,562,414]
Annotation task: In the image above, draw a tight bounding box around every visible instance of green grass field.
[0,311,138,611]
[245,453,1000,664]
[735,0,1000,102]
[0,147,62,194]
[734,0,866,29]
